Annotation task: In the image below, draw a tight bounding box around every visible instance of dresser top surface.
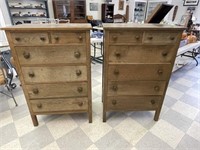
[103,23,185,31]
[1,24,92,31]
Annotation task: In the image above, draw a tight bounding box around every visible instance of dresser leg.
[103,112,106,122]
[88,112,92,123]
[154,110,160,121]
[31,115,38,126]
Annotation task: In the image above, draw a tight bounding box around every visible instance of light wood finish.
[1,24,92,126]
[103,23,184,122]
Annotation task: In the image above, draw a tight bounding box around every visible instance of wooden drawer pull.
[112,85,118,91]
[162,51,168,57]
[76,70,82,76]
[115,52,121,57]
[36,103,42,109]
[135,35,140,40]
[78,35,83,40]
[157,69,163,75]
[28,71,35,78]
[74,51,81,58]
[112,100,117,105]
[15,37,20,41]
[151,100,156,105]
[77,87,83,93]
[54,36,59,41]
[170,37,175,40]
[78,102,84,107]
[112,36,118,40]
[147,36,153,40]
[23,52,30,59]
[40,36,46,41]
[114,69,119,75]
[33,88,39,94]
[154,86,160,91]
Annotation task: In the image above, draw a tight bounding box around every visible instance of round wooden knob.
[112,100,117,105]
[23,52,30,59]
[78,35,83,40]
[78,102,83,107]
[170,37,175,40]
[74,51,81,58]
[28,71,35,78]
[54,36,59,41]
[112,36,118,40]
[15,37,20,41]
[40,36,46,41]
[112,85,118,91]
[33,88,39,94]
[76,70,82,76]
[157,69,163,75]
[162,51,168,57]
[151,100,155,105]
[135,35,140,40]
[154,86,160,91]
[114,69,119,75]
[147,36,153,40]
[36,103,42,108]
[77,87,83,93]
[115,52,121,57]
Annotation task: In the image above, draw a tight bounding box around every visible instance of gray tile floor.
[0,59,200,150]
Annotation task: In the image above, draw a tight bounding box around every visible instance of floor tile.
[179,94,200,109]
[166,87,184,100]
[41,141,60,150]
[175,77,196,87]
[0,110,13,128]
[186,121,200,142]
[10,104,29,121]
[0,139,21,150]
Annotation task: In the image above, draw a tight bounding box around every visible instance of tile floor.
[0,59,200,150]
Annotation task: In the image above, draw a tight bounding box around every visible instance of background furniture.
[102,23,184,122]
[102,3,114,23]
[53,0,86,23]
[5,0,49,25]
[2,24,92,126]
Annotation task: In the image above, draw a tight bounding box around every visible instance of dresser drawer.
[143,31,180,44]
[108,64,172,81]
[30,98,88,113]
[109,31,143,44]
[51,32,86,44]
[22,66,87,83]
[26,82,87,99]
[107,81,166,96]
[108,45,177,63]
[107,96,161,110]
[16,46,86,65]
[11,32,49,45]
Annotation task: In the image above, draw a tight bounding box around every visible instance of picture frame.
[118,0,124,10]
[90,3,98,11]
[183,0,199,6]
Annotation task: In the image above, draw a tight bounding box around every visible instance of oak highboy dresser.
[102,23,184,122]
[2,24,92,126]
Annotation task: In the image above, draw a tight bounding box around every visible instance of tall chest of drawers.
[2,24,92,126]
[102,23,184,122]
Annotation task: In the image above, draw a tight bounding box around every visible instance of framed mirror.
[183,0,199,6]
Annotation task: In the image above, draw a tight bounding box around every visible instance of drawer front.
[30,98,88,113]
[51,32,86,44]
[109,31,143,44]
[143,31,180,44]
[108,45,177,63]
[108,64,172,81]
[22,66,87,83]
[107,96,161,110]
[16,46,86,65]
[11,32,49,45]
[26,82,88,99]
[107,81,166,96]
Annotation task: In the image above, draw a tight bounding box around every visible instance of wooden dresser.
[102,23,184,122]
[2,24,92,126]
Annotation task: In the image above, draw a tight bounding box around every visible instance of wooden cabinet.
[52,0,86,23]
[2,24,92,126]
[102,4,114,23]
[102,23,184,122]
[5,0,49,25]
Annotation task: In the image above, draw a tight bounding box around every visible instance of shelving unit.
[102,4,114,23]
[52,0,86,23]
[6,0,49,25]
[133,0,147,23]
